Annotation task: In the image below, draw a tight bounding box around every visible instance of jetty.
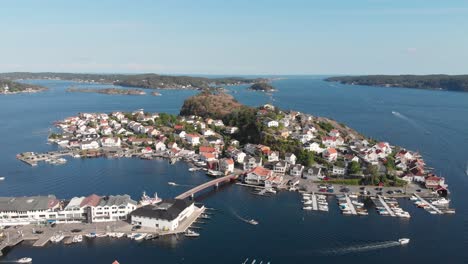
[378,195,396,217]
[311,193,318,211]
[345,195,357,215]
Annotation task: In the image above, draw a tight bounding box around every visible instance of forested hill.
[0,72,268,90]
[325,75,468,92]
[0,79,47,93]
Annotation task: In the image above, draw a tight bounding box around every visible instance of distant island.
[0,72,268,90]
[325,75,468,92]
[66,87,146,96]
[248,82,276,92]
[0,79,47,94]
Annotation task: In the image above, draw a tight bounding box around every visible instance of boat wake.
[230,208,258,225]
[320,241,400,255]
[167,182,194,187]
[391,111,431,135]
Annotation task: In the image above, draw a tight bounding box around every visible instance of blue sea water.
[0,77,467,263]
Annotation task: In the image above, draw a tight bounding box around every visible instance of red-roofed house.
[323,147,338,162]
[245,166,274,185]
[201,152,216,162]
[219,158,235,175]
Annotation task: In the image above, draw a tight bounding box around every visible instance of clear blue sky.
[1,0,467,75]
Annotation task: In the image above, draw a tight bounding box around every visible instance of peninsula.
[0,72,269,90]
[66,87,146,96]
[0,79,47,94]
[248,82,276,92]
[325,75,468,92]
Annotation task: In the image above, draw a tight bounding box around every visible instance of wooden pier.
[311,193,318,211]
[344,195,357,215]
[413,194,443,214]
[378,195,396,217]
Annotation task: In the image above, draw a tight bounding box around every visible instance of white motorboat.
[72,235,83,243]
[168,182,177,186]
[431,198,450,206]
[0,177,5,181]
[115,232,125,238]
[50,234,65,243]
[265,188,277,194]
[133,233,147,241]
[303,206,312,210]
[396,212,411,218]
[185,229,200,237]
[85,232,96,238]
[248,219,259,225]
[95,233,107,238]
[303,200,313,205]
[17,257,33,263]
[352,201,364,207]
[398,238,410,245]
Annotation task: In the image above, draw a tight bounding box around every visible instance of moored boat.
[185,229,200,237]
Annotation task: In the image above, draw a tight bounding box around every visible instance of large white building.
[0,195,60,226]
[130,199,195,231]
[0,194,137,226]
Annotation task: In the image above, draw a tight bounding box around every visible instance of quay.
[413,193,442,214]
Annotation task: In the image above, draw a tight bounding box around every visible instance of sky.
[0,0,467,75]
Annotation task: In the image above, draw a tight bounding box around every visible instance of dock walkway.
[378,195,396,217]
[311,193,318,211]
[345,195,357,215]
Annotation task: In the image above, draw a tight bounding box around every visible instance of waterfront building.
[219,158,235,175]
[130,199,195,231]
[0,195,60,226]
[303,167,323,179]
[273,161,288,175]
[100,137,121,148]
[91,195,137,222]
[80,140,100,150]
[243,155,262,171]
[244,166,274,185]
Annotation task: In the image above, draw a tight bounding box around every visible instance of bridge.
[175,174,239,200]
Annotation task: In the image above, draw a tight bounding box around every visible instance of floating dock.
[378,195,396,217]
[311,193,318,211]
[345,195,357,215]
[413,194,442,214]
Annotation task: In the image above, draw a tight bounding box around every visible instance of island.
[0,72,269,90]
[325,75,468,92]
[0,79,47,94]
[248,82,276,92]
[66,87,146,96]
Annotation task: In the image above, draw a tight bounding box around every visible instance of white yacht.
[185,229,200,237]
[303,206,312,210]
[303,200,313,205]
[431,198,450,206]
[398,238,410,245]
[50,233,65,243]
[17,257,33,263]
[133,233,147,241]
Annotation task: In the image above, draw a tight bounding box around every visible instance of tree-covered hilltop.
[179,91,246,119]
[248,82,276,92]
[325,75,468,92]
[0,79,47,93]
[0,72,268,90]
[66,87,146,95]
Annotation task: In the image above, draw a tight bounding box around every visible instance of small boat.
[50,234,65,243]
[139,191,162,206]
[303,206,312,210]
[303,200,313,205]
[72,235,83,243]
[206,169,223,177]
[145,234,158,240]
[115,232,125,238]
[431,198,450,206]
[17,257,33,263]
[85,232,96,238]
[0,177,5,181]
[248,219,259,225]
[398,238,410,245]
[133,233,146,241]
[185,229,200,237]
[200,214,210,219]
[265,188,276,194]
[95,233,107,238]
[168,182,177,186]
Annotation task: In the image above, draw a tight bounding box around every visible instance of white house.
[323,148,338,162]
[185,134,201,146]
[285,153,297,165]
[273,161,288,175]
[130,199,195,231]
[268,151,280,162]
[219,158,235,175]
[243,156,262,171]
[264,119,279,128]
[154,141,167,151]
[303,142,323,153]
[80,140,100,150]
[91,195,137,222]
[100,137,121,148]
[332,166,346,176]
[290,164,304,177]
